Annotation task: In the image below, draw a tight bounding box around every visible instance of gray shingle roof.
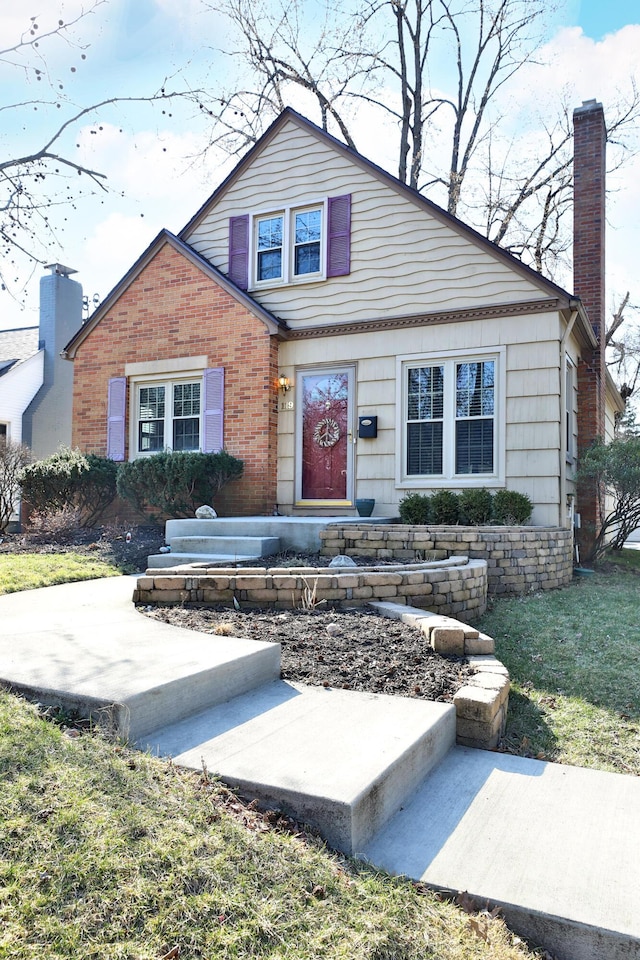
[0,327,39,377]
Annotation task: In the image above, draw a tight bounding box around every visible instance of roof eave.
[62,230,286,359]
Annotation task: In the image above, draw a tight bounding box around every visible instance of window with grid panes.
[404,356,497,479]
[137,381,201,454]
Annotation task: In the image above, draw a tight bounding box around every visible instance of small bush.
[430,489,460,524]
[492,489,532,525]
[116,450,244,520]
[398,492,431,525]
[20,448,117,527]
[26,505,83,543]
[458,487,494,524]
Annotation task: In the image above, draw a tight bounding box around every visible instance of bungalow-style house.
[62,99,622,553]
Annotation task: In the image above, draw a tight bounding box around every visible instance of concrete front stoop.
[0,575,638,960]
[147,516,392,568]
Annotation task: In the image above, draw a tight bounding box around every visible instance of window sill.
[250,274,325,293]
[396,477,504,490]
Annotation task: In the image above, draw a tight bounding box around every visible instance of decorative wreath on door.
[313,417,341,448]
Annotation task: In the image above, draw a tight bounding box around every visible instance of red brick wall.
[71,242,279,516]
[573,100,607,551]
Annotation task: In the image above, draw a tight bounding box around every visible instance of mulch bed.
[143,604,474,703]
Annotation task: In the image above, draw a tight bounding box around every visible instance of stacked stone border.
[134,560,507,749]
[371,601,509,750]
[319,524,573,595]
[134,555,488,620]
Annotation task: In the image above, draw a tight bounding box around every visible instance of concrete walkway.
[1,575,639,960]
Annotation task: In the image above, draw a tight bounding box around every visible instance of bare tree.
[1,7,194,299]
[0,438,31,534]
[607,292,640,414]
[196,0,640,276]
[196,0,377,159]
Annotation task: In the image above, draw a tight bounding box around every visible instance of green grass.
[478,565,640,774]
[0,692,537,960]
[0,553,121,594]
[1,552,638,957]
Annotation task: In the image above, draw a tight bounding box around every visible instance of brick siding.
[71,242,279,516]
[573,101,607,553]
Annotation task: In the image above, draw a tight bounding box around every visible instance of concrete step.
[118,638,281,743]
[0,575,282,744]
[139,681,456,856]
[169,535,280,557]
[147,551,262,569]
[362,746,640,960]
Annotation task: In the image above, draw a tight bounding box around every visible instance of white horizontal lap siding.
[186,118,546,324]
[0,351,44,444]
[502,323,563,523]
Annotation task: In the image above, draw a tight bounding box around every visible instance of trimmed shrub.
[20,448,117,527]
[430,489,460,524]
[492,489,532,525]
[398,492,431,525]
[458,487,494,525]
[116,450,244,520]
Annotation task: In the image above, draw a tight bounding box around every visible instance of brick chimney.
[573,99,607,555]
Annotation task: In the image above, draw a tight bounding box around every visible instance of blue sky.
[1,0,639,331]
[573,0,639,38]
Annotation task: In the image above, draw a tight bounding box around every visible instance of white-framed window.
[397,349,504,487]
[253,202,324,287]
[565,357,576,463]
[136,379,202,455]
[0,423,7,443]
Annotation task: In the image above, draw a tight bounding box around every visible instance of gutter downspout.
[560,308,578,530]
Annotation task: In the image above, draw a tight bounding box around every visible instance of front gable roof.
[63,230,287,359]
[180,108,578,309]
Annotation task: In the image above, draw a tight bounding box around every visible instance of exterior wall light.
[278,374,291,394]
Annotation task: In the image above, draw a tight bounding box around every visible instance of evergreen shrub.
[116,450,243,520]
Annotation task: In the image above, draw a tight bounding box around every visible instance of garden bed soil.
[143,604,474,703]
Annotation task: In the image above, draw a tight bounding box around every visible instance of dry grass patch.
[0,692,542,960]
[0,553,120,595]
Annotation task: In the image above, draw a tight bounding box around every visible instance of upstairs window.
[294,209,321,276]
[256,215,283,282]
[254,205,322,286]
[229,196,350,291]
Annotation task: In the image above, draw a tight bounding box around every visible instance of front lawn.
[478,562,640,774]
[0,553,121,595]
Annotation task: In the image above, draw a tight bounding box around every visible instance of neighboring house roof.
[63,230,287,359]
[0,326,39,377]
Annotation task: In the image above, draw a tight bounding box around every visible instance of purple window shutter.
[203,367,224,453]
[106,377,127,462]
[229,215,249,290]
[327,194,351,277]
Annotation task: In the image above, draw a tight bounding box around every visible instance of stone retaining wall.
[319,524,573,595]
[134,556,488,620]
[366,602,509,750]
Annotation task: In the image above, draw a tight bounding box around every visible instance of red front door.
[299,369,353,502]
